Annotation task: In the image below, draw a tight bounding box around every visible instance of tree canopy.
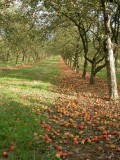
[0,0,120,99]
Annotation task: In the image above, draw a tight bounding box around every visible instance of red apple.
[3,151,8,157]
[57,151,63,156]
[78,125,84,130]
[116,148,120,152]
[10,145,15,150]
[99,135,104,140]
[92,136,98,142]
[46,125,52,131]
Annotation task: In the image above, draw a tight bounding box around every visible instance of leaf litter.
[38,57,120,160]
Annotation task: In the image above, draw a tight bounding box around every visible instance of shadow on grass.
[0,96,57,160]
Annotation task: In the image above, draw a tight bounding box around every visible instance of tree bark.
[6,52,10,63]
[73,51,79,72]
[15,54,19,65]
[102,1,119,100]
[115,51,118,71]
[22,53,25,63]
[90,59,96,84]
[82,58,88,79]
[105,37,118,99]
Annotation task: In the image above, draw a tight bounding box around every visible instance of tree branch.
[96,56,105,64]
[84,55,92,63]
[95,63,106,73]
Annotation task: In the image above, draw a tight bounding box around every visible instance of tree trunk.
[90,59,96,85]
[102,1,119,100]
[64,58,67,64]
[22,53,25,63]
[105,37,118,99]
[82,58,87,79]
[35,53,39,62]
[115,51,118,71]
[90,73,95,85]
[70,60,72,67]
[28,55,31,63]
[6,52,10,63]
[73,51,79,72]
[15,54,19,65]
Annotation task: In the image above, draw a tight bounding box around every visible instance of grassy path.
[0,56,62,160]
[0,56,120,160]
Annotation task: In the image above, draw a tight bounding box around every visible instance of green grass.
[79,63,120,82]
[0,56,60,160]
[0,57,36,68]
[0,56,120,159]
[97,70,120,82]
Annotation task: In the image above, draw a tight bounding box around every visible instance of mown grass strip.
[0,56,60,160]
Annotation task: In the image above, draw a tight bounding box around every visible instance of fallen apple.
[3,151,8,157]
[10,145,15,151]
[78,125,84,130]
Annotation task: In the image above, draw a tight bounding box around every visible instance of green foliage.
[0,1,50,64]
